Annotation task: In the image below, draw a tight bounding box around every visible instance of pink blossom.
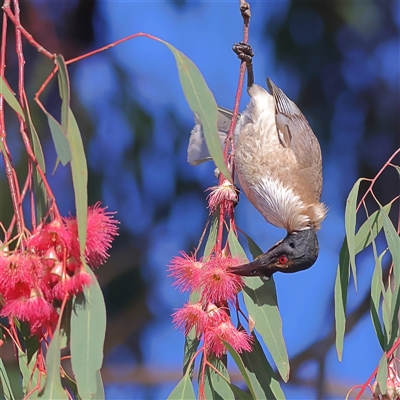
[204,315,253,357]
[1,288,58,334]
[172,302,208,337]
[52,267,92,300]
[207,180,239,213]
[27,219,78,260]
[85,203,119,267]
[168,251,205,293]
[195,254,244,304]
[0,253,42,300]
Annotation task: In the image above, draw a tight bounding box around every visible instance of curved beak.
[228,246,281,282]
[228,229,319,281]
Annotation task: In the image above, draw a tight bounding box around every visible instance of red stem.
[355,336,400,399]
[356,148,400,212]
[2,1,54,59]
[216,3,250,251]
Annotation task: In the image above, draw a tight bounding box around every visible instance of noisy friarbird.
[187,43,326,281]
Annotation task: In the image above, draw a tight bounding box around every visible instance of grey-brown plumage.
[234,79,326,233]
[187,43,326,280]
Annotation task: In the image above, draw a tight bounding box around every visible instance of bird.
[187,42,327,281]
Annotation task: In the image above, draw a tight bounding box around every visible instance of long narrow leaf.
[67,109,88,253]
[381,208,400,282]
[334,240,350,361]
[18,349,42,399]
[203,212,218,260]
[0,76,25,120]
[168,370,196,400]
[24,105,47,221]
[71,268,106,399]
[242,231,278,306]
[241,334,285,400]
[40,328,67,399]
[158,40,232,182]
[345,178,363,292]
[0,358,15,400]
[370,252,386,350]
[46,113,72,166]
[203,356,234,400]
[223,341,257,399]
[56,55,70,136]
[376,353,388,395]
[354,203,392,254]
[228,230,289,382]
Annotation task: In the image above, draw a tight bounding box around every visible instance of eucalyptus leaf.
[228,230,289,381]
[376,353,387,395]
[203,356,234,400]
[71,268,106,399]
[223,341,257,399]
[241,334,285,400]
[0,358,15,400]
[334,239,350,361]
[168,370,196,400]
[0,76,25,120]
[370,251,386,350]
[40,328,67,399]
[345,178,364,292]
[67,109,88,253]
[158,39,232,182]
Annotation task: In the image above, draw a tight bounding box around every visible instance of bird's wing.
[187,108,238,166]
[267,78,323,200]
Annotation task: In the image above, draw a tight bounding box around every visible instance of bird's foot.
[232,42,254,89]
[232,42,254,63]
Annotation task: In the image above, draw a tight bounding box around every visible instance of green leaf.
[334,240,350,361]
[354,203,392,254]
[228,230,289,381]
[242,231,278,305]
[381,207,400,283]
[71,268,106,399]
[345,178,364,292]
[94,370,105,400]
[370,251,386,350]
[240,231,263,258]
[24,105,48,222]
[228,385,253,400]
[46,113,72,166]
[0,76,25,120]
[376,353,387,395]
[158,40,232,182]
[222,341,257,399]
[204,212,219,260]
[18,349,42,399]
[241,334,285,400]
[203,356,234,400]
[56,55,70,137]
[167,370,196,400]
[67,109,88,253]
[40,328,67,399]
[183,290,201,378]
[0,357,15,400]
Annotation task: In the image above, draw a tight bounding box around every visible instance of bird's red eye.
[279,256,288,265]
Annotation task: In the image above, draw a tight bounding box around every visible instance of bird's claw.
[233,42,254,63]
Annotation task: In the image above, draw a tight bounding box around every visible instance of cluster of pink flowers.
[169,251,252,357]
[0,203,118,335]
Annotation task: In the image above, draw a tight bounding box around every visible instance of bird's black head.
[229,229,319,281]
